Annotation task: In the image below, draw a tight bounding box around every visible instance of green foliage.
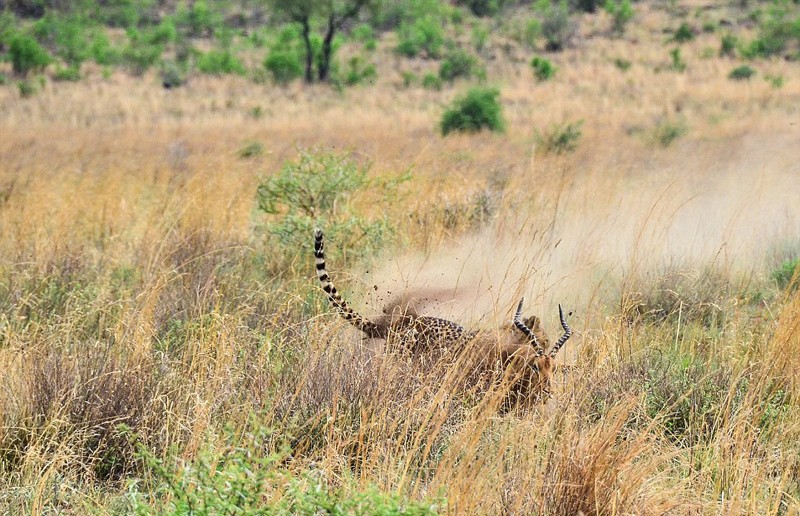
[507,17,543,50]
[98,0,152,28]
[197,48,246,76]
[540,0,573,51]
[605,0,634,36]
[239,141,264,159]
[340,55,378,86]
[9,33,51,76]
[741,5,800,59]
[17,78,39,97]
[459,0,506,17]
[671,22,696,43]
[256,149,405,268]
[728,64,756,81]
[765,73,785,88]
[472,25,489,52]
[174,0,222,38]
[122,29,163,76]
[396,16,446,58]
[439,48,484,82]
[535,120,582,154]
[720,32,738,57]
[669,48,686,72]
[351,23,378,51]
[530,56,556,81]
[53,64,81,82]
[131,423,440,514]
[32,13,95,66]
[159,60,186,88]
[570,0,603,13]
[422,72,443,90]
[772,258,799,290]
[440,87,505,135]
[651,117,687,147]
[613,57,632,71]
[264,51,303,84]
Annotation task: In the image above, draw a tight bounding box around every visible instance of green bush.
[439,48,483,82]
[605,0,634,36]
[340,56,378,86]
[17,79,39,97]
[719,33,738,57]
[671,22,696,43]
[765,73,784,88]
[174,0,221,38]
[459,0,506,17]
[53,65,81,82]
[351,23,378,51]
[669,48,686,72]
[98,0,149,28]
[741,5,800,59]
[422,72,443,90]
[122,29,163,76]
[728,65,756,81]
[440,87,505,135]
[32,13,93,66]
[613,57,632,71]
[395,16,445,58]
[530,56,556,81]
[160,60,186,88]
[9,33,51,76]
[773,258,799,290]
[197,48,246,76]
[264,51,303,84]
[90,32,122,66]
[540,0,573,51]
[535,120,582,154]
[256,149,405,268]
[651,117,687,147]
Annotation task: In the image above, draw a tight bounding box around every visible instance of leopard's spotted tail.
[314,229,384,338]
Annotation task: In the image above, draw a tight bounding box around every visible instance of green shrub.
[613,57,632,71]
[17,79,39,97]
[160,60,186,88]
[147,18,179,45]
[719,33,738,57]
[508,17,542,50]
[651,117,687,147]
[535,120,582,154]
[90,32,122,66]
[422,72,443,90]
[728,65,756,81]
[439,48,483,82]
[0,73,7,85]
[472,25,489,52]
[351,23,378,51]
[765,73,784,88]
[53,65,81,82]
[669,48,686,72]
[530,56,556,81]
[440,87,505,135]
[256,149,404,268]
[605,0,634,36]
[174,0,221,38]
[741,4,800,59]
[197,49,246,76]
[264,51,303,84]
[401,70,418,87]
[459,0,506,17]
[671,22,696,43]
[98,0,148,28]
[32,13,93,66]
[540,0,573,51]
[772,258,799,290]
[122,29,163,76]
[9,33,51,76]
[395,16,446,58]
[340,56,378,86]
[239,141,264,159]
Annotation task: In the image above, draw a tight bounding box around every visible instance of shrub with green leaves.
[439,48,483,82]
[728,65,756,81]
[197,48,246,76]
[256,149,405,268]
[671,22,695,43]
[740,4,800,59]
[720,33,738,57]
[540,0,573,51]
[605,0,634,36]
[264,51,303,84]
[395,16,445,58]
[651,117,687,147]
[422,72,443,90]
[53,65,81,82]
[535,120,582,154]
[122,29,163,76]
[32,13,94,66]
[773,258,799,290]
[441,87,505,135]
[459,0,506,17]
[530,56,556,81]
[669,48,686,72]
[340,56,378,86]
[9,33,51,76]
[174,0,221,38]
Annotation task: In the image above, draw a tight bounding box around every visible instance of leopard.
[313,228,573,405]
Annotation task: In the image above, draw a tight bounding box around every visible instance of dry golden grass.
[1,1,799,513]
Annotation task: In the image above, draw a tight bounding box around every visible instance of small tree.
[441,87,505,136]
[9,33,51,76]
[269,0,374,83]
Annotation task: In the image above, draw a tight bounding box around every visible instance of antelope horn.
[549,304,572,358]
[513,298,544,356]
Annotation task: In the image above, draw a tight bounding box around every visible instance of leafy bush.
[772,258,799,290]
[256,149,404,268]
[174,0,221,38]
[32,13,94,66]
[340,56,378,86]
[669,48,686,72]
[90,32,122,66]
[613,57,631,71]
[53,64,81,82]
[535,120,583,154]
[440,87,505,135]
[197,48,246,76]
[17,78,39,97]
[605,0,634,36]
[459,0,506,17]
[741,5,800,59]
[98,0,149,28]
[422,72,443,90]
[439,48,483,82]
[651,117,687,147]
[540,0,573,51]
[719,33,738,57]
[765,73,784,88]
[122,29,163,76]
[507,17,542,50]
[239,141,264,159]
[264,51,303,84]
[9,33,51,76]
[530,56,556,81]
[671,22,696,43]
[395,16,446,58]
[728,65,756,81]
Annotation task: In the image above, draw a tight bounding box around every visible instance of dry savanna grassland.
[1,0,800,513]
